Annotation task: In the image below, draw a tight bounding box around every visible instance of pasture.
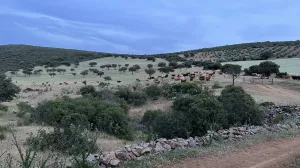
[223,58,300,75]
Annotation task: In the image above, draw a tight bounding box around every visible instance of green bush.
[144,84,163,100]
[219,85,262,127]
[282,107,292,113]
[32,96,133,140]
[16,102,34,118]
[0,104,8,112]
[26,125,98,155]
[260,101,275,107]
[141,110,163,131]
[80,85,96,96]
[127,91,148,106]
[164,83,202,98]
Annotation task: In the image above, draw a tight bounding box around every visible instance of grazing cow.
[181,79,187,83]
[171,74,176,77]
[158,76,162,78]
[165,74,169,78]
[171,76,175,79]
[59,83,62,85]
[190,78,194,81]
[146,80,149,82]
[292,76,300,80]
[74,82,77,84]
[199,75,205,81]
[65,82,68,85]
[48,84,51,86]
[183,73,189,77]
[150,77,155,79]
[155,81,160,84]
[97,81,100,83]
[117,80,122,83]
[206,75,212,81]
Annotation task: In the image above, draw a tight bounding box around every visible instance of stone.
[110,158,121,166]
[128,153,137,160]
[131,148,142,157]
[156,138,167,142]
[188,137,197,147]
[115,150,131,161]
[154,142,166,153]
[162,143,172,151]
[86,154,99,164]
[125,145,132,152]
[141,147,152,155]
[99,151,116,165]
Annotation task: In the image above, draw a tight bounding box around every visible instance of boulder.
[141,147,152,155]
[99,151,117,165]
[131,148,142,157]
[115,150,131,161]
[188,137,197,147]
[154,142,166,153]
[110,158,121,166]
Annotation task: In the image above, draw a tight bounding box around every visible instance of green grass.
[122,129,300,168]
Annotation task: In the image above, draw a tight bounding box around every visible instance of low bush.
[127,91,148,106]
[163,83,202,98]
[80,85,96,96]
[16,102,34,118]
[260,101,275,107]
[144,84,163,100]
[219,85,263,127]
[141,110,163,131]
[26,125,98,155]
[32,96,133,140]
[0,104,8,112]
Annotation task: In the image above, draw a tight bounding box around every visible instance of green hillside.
[1,40,300,73]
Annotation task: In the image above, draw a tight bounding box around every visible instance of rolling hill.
[1,40,300,73]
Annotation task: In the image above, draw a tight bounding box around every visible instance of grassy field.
[223,58,300,75]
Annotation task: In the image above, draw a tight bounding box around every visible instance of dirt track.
[161,136,300,168]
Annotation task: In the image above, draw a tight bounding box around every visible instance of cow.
[164,74,169,78]
[117,80,122,83]
[181,79,187,83]
[155,81,160,84]
[74,82,77,84]
[59,83,62,85]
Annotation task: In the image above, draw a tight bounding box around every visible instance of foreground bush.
[116,86,148,106]
[219,85,263,127]
[144,84,163,100]
[0,104,8,112]
[32,96,133,140]
[163,82,202,98]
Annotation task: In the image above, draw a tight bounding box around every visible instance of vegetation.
[145,68,156,77]
[0,41,299,73]
[221,64,242,85]
[258,61,280,77]
[31,96,133,140]
[0,74,21,102]
[141,85,262,139]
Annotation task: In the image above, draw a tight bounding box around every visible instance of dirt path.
[161,136,300,168]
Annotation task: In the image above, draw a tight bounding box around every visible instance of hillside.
[1,40,300,73]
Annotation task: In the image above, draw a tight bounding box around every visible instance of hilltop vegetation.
[1,40,300,73]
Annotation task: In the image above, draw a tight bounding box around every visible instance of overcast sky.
[1,0,300,54]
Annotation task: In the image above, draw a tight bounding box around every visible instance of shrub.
[80,85,96,96]
[141,110,163,131]
[164,82,202,98]
[260,101,275,107]
[32,96,133,140]
[26,125,98,156]
[282,107,292,113]
[127,91,148,106]
[16,102,34,118]
[172,94,225,137]
[144,84,163,100]
[0,104,8,112]
[219,85,262,127]
[212,81,222,89]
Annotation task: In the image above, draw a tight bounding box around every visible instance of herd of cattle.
[142,71,222,84]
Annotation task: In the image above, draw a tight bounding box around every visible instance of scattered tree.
[80,70,89,77]
[129,66,137,75]
[258,61,280,77]
[145,68,156,77]
[169,62,178,68]
[72,73,77,77]
[89,62,97,67]
[158,62,166,68]
[147,64,153,68]
[97,71,104,77]
[112,64,117,70]
[158,66,174,74]
[119,67,128,73]
[125,64,129,68]
[104,76,112,83]
[260,51,273,60]
[221,64,242,85]
[133,64,141,71]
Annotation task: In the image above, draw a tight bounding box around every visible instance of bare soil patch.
[160,136,300,168]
